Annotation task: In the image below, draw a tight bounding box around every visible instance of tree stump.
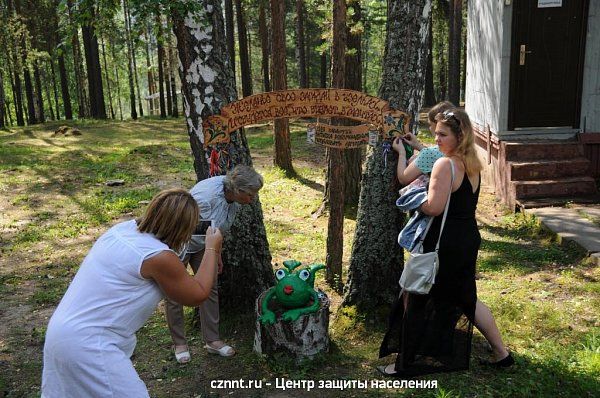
[253,288,330,360]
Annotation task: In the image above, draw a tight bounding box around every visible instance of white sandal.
[174,349,191,364]
[204,343,235,357]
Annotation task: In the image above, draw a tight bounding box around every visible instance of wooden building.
[466,0,600,209]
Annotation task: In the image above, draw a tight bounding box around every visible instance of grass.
[0,118,598,397]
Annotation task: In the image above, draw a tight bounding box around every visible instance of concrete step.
[504,142,583,161]
[509,158,591,181]
[517,194,600,209]
[512,176,598,199]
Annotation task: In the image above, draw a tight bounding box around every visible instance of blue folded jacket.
[396,186,432,252]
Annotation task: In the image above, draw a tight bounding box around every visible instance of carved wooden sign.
[202,89,410,147]
[307,123,372,149]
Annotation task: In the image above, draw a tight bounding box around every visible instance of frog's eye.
[298,269,310,281]
[275,269,286,280]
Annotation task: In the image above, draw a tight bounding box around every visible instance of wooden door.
[508,0,589,129]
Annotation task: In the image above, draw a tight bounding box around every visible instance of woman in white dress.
[42,188,223,398]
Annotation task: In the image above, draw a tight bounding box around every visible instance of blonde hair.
[435,108,482,177]
[137,188,199,252]
[427,101,455,124]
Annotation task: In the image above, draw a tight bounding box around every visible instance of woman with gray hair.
[164,165,264,363]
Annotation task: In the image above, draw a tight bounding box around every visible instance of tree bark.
[48,58,60,120]
[81,10,107,119]
[33,62,46,122]
[325,0,347,292]
[343,0,432,310]
[10,58,25,126]
[110,40,124,120]
[343,0,364,207]
[448,0,462,105]
[171,0,274,311]
[270,0,294,173]
[23,64,36,125]
[145,28,155,115]
[66,0,89,118]
[164,39,173,117]
[320,39,327,88]
[101,37,115,119]
[424,15,436,106]
[156,13,167,118]
[0,69,5,129]
[57,50,73,119]
[295,0,307,88]
[224,0,236,86]
[258,0,270,92]
[168,44,179,117]
[235,0,252,97]
[123,0,137,119]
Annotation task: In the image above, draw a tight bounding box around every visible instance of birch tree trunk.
[343,0,432,310]
[171,0,274,310]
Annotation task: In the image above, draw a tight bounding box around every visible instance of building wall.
[581,0,600,134]
[465,0,512,135]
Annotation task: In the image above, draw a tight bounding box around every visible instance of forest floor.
[0,118,598,398]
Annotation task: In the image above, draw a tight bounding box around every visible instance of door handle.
[519,44,532,65]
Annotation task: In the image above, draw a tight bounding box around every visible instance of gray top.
[186,175,240,254]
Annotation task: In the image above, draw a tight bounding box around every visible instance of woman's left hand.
[392,137,406,156]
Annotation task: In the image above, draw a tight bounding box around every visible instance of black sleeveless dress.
[379,172,481,376]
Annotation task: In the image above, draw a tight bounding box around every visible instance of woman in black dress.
[379,108,513,377]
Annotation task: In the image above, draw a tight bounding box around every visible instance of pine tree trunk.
[461,0,467,102]
[168,44,179,117]
[343,0,364,207]
[123,0,137,119]
[258,0,270,92]
[424,16,436,106]
[145,29,155,115]
[171,0,274,311]
[224,0,236,85]
[110,41,124,120]
[48,59,60,120]
[164,41,173,117]
[235,0,252,97]
[82,16,107,119]
[295,0,307,88]
[101,37,115,119]
[320,39,327,88]
[448,0,462,105]
[270,0,294,173]
[325,0,347,292]
[0,70,5,129]
[132,40,144,117]
[23,64,36,125]
[343,0,432,311]
[33,62,46,122]
[42,64,55,121]
[58,50,73,119]
[67,0,89,118]
[156,13,167,118]
[10,58,25,126]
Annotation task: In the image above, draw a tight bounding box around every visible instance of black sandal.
[481,353,515,368]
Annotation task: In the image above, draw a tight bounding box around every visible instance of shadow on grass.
[477,219,587,275]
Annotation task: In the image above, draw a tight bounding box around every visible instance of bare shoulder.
[140,250,181,279]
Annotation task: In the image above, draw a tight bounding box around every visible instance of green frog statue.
[259,260,326,325]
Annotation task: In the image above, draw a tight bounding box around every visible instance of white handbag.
[399,160,455,294]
